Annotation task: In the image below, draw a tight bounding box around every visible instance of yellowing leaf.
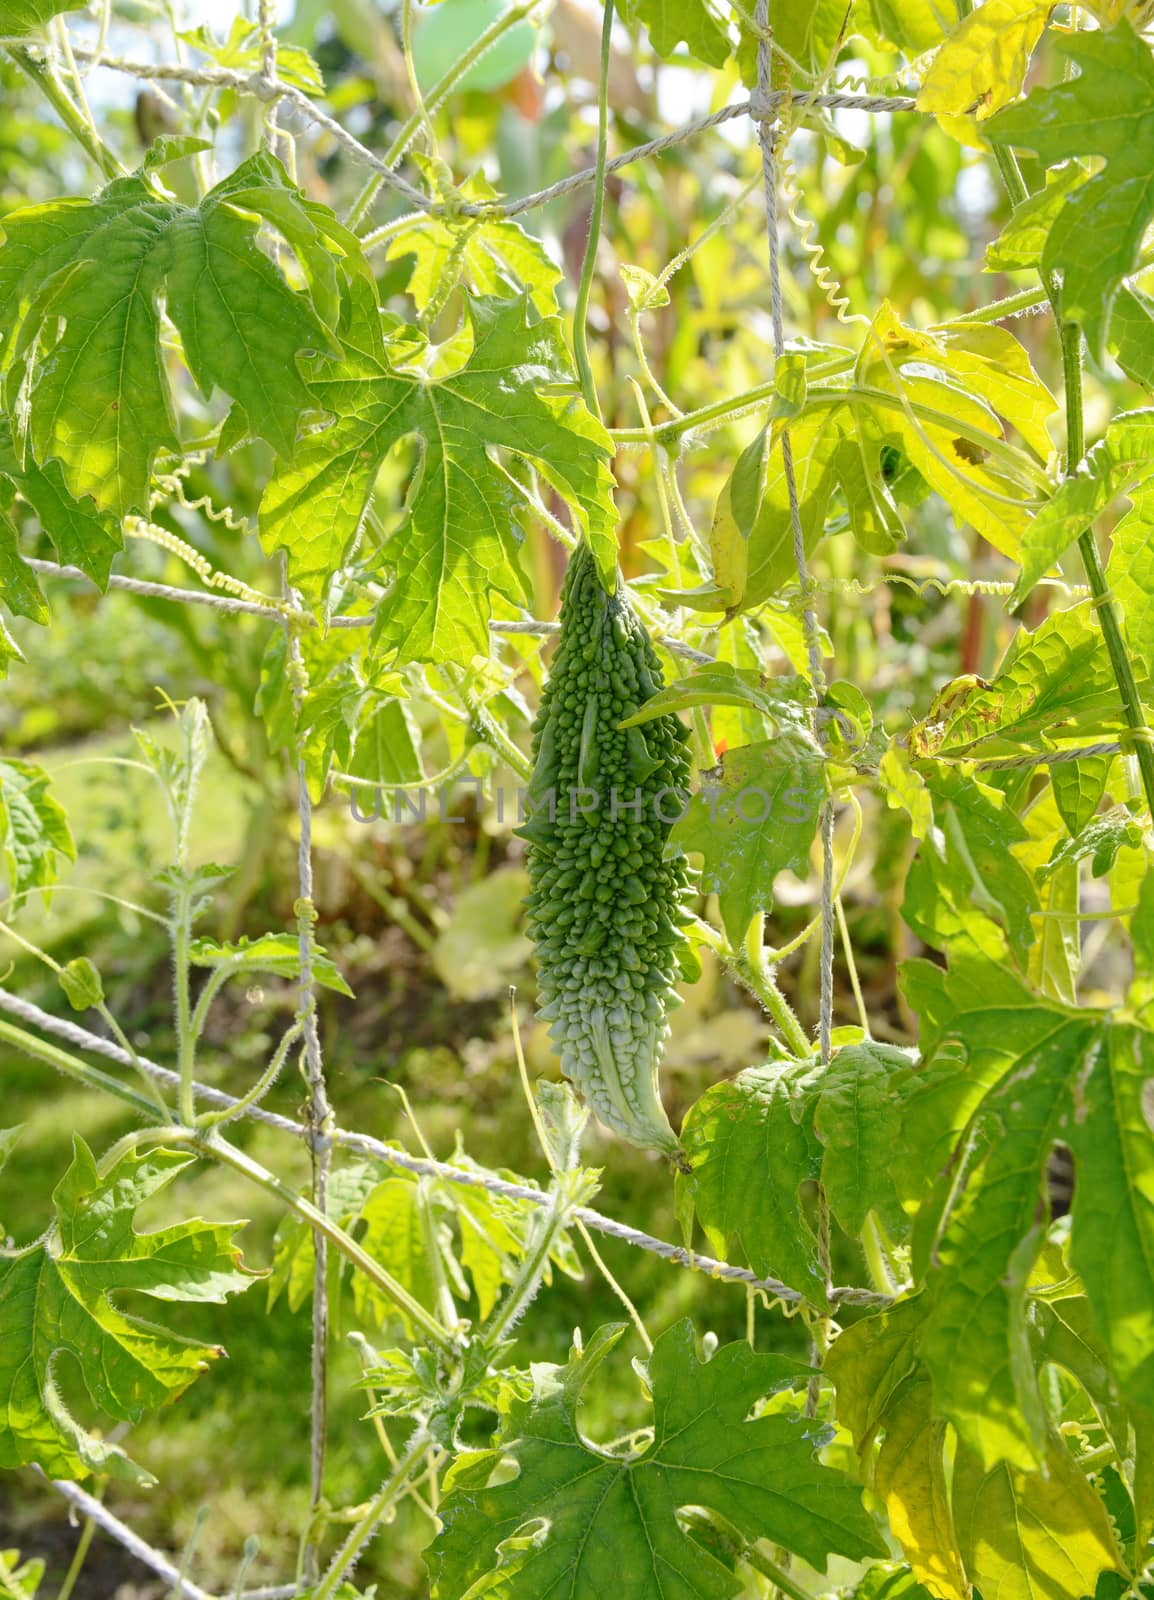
[918,0,1049,120]
[953,1441,1122,1600]
[874,1375,967,1600]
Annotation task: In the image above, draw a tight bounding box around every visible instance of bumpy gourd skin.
[519,542,692,1156]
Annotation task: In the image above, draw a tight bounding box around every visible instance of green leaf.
[1050,753,1111,837]
[670,735,825,946]
[618,664,814,734]
[58,956,104,1011]
[0,757,74,900]
[0,154,352,516]
[187,932,354,997]
[1109,285,1154,391]
[987,21,1154,355]
[0,0,83,31]
[909,605,1129,759]
[985,163,1084,272]
[352,1177,445,1337]
[388,172,561,318]
[627,0,731,67]
[0,1548,44,1600]
[347,697,424,786]
[268,1159,382,1313]
[429,1319,883,1598]
[260,283,616,654]
[901,952,1154,1467]
[0,510,48,624]
[680,1060,828,1302]
[1065,1022,1154,1430]
[866,0,945,53]
[177,16,324,93]
[1012,410,1154,601]
[901,766,1038,961]
[918,0,1049,120]
[1106,483,1154,662]
[812,1041,917,1237]
[680,1045,917,1298]
[0,1137,254,1483]
[0,419,123,589]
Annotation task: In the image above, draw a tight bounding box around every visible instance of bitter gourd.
[519,542,692,1157]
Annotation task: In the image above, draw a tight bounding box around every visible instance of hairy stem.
[7,47,123,178]
[571,0,615,418]
[990,142,1154,820]
[311,1425,433,1600]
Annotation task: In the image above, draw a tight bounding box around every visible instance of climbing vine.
[2,1,1154,1598]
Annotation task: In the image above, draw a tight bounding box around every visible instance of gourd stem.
[741,915,812,1059]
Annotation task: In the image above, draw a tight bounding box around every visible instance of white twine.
[0,988,886,1307]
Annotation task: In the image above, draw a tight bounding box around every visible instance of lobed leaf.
[259,283,616,655]
[987,22,1154,356]
[0,154,352,517]
[429,1319,883,1597]
[0,1138,254,1484]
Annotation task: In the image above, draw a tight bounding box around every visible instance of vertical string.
[754,0,836,1073]
[280,556,334,1585]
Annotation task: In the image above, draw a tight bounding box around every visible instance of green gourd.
[518,542,693,1156]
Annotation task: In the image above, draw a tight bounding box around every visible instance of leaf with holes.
[428,1319,884,1598]
[899,952,1154,1469]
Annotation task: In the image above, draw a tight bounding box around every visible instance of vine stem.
[346,0,552,230]
[989,144,1154,821]
[679,1510,817,1600]
[740,914,812,1058]
[6,47,123,179]
[310,1426,432,1600]
[571,0,615,419]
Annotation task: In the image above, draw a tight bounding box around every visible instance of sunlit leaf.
[0,154,353,515]
[260,282,616,655]
[0,757,74,901]
[918,0,1049,120]
[1012,410,1154,600]
[988,22,1154,355]
[0,1138,253,1484]
[669,734,825,946]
